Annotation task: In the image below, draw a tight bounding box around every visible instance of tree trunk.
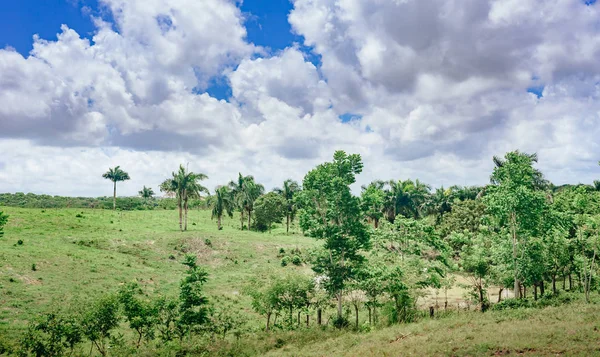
[297,311,301,326]
[533,283,538,301]
[240,211,244,230]
[569,274,572,290]
[266,312,271,331]
[247,209,251,230]
[306,314,309,327]
[178,201,183,232]
[553,275,557,295]
[337,291,343,320]
[217,215,222,230]
[511,212,521,299]
[354,304,359,329]
[317,308,322,325]
[368,306,372,325]
[286,214,290,234]
[184,199,188,231]
[113,181,117,210]
[540,280,545,296]
[523,285,526,299]
[498,288,503,303]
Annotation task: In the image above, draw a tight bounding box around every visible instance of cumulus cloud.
[0,0,599,196]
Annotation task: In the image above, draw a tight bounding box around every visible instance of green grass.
[0,207,316,340]
[3,207,600,356]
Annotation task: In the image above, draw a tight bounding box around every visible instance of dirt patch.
[20,275,42,285]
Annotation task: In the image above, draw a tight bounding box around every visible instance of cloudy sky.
[0,0,599,197]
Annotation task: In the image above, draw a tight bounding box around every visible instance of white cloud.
[1,0,600,196]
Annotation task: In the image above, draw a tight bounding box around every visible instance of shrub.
[17,239,23,245]
[20,313,82,357]
[280,256,291,267]
[204,238,212,247]
[291,255,302,266]
[31,264,37,271]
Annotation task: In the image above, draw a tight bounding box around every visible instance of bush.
[281,256,291,267]
[20,313,82,357]
[204,238,212,247]
[291,255,302,266]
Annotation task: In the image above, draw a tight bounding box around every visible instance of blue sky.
[0,0,316,102]
[0,0,299,57]
[0,0,599,196]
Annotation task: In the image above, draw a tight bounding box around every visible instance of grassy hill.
[1,207,598,356]
[0,207,315,339]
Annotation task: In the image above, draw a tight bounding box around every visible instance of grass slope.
[0,207,315,341]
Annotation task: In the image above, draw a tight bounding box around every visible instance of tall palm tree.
[273,179,301,234]
[228,173,264,230]
[409,179,432,219]
[160,165,209,231]
[209,186,235,230]
[102,166,130,210]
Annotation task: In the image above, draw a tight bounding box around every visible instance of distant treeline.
[0,192,209,211]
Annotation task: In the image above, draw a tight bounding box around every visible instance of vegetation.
[160,165,209,231]
[2,150,600,356]
[102,166,131,211]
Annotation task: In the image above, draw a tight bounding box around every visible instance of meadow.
[1,206,598,356]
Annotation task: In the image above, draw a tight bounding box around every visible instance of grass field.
[2,207,598,356]
[0,207,316,339]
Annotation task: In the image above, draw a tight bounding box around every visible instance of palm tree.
[409,179,432,219]
[139,186,154,200]
[228,173,264,230]
[160,165,209,231]
[273,179,301,234]
[102,166,130,210]
[593,180,600,192]
[209,186,235,230]
[424,187,453,224]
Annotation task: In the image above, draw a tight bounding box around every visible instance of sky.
[0,0,599,197]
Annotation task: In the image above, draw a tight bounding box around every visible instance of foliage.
[229,173,265,230]
[81,294,121,356]
[118,282,158,347]
[0,192,166,210]
[176,255,210,338]
[102,166,131,211]
[19,313,82,357]
[0,210,7,238]
[360,181,385,228]
[209,186,235,230]
[274,179,302,234]
[160,164,209,231]
[254,192,287,232]
[138,186,155,200]
[298,151,370,321]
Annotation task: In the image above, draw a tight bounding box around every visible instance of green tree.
[209,186,235,230]
[102,166,130,210]
[254,192,286,232]
[273,179,301,234]
[361,181,385,228]
[160,165,209,231]
[118,282,157,347]
[297,151,370,323]
[229,174,265,230]
[424,187,453,224]
[0,210,7,238]
[81,295,120,356]
[461,234,493,311]
[20,313,82,357]
[484,151,550,299]
[138,186,154,201]
[176,255,210,339]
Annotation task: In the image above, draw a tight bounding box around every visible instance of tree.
[176,255,210,339]
[297,151,370,324]
[118,282,158,347]
[424,187,453,224]
[209,186,235,230]
[361,181,385,228]
[102,166,130,210]
[0,210,7,238]
[254,192,287,232]
[484,151,550,299]
[274,179,301,234]
[81,295,120,356]
[461,234,493,311]
[229,174,265,230]
[20,313,82,357]
[160,165,209,231]
[138,186,154,201]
